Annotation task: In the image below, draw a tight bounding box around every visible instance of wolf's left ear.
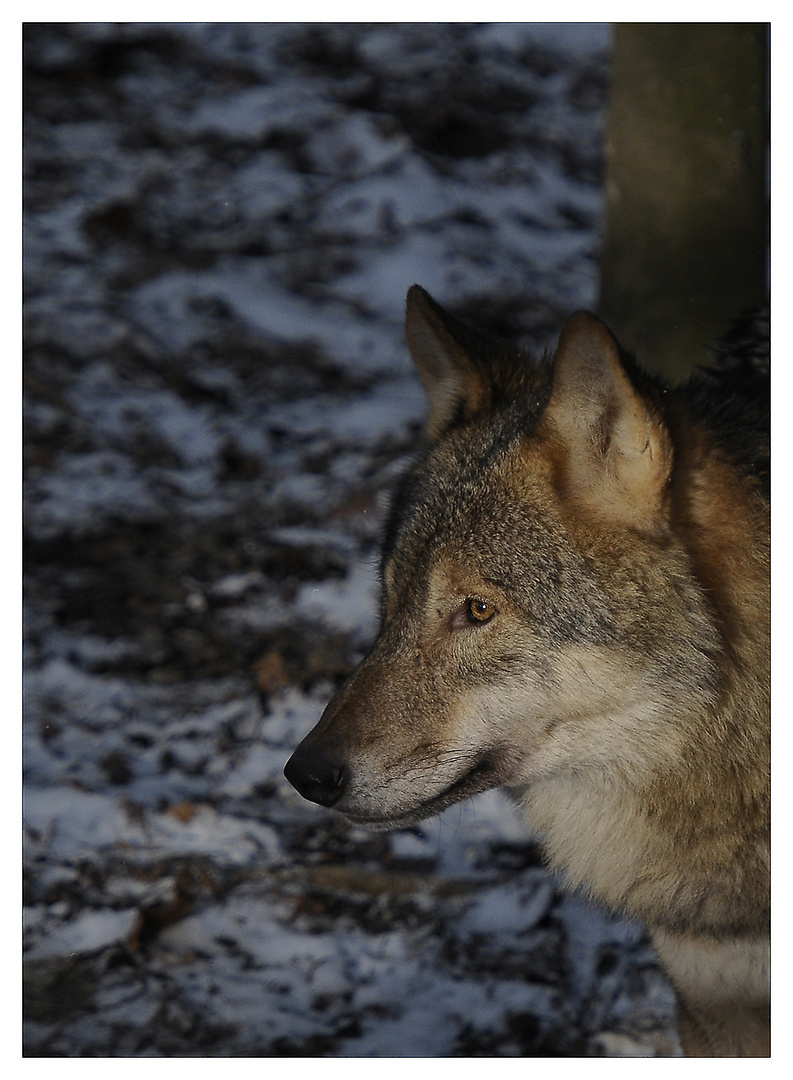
[543,312,673,526]
[405,285,488,441]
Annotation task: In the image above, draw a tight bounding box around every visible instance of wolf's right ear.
[405,285,487,441]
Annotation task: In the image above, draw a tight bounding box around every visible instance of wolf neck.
[521,413,769,939]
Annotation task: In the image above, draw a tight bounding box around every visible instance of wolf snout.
[283,742,347,807]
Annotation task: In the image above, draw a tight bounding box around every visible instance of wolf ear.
[543,312,672,526]
[405,285,487,441]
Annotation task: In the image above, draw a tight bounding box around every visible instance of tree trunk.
[598,24,769,382]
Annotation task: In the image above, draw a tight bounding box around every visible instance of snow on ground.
[23,22,680,1056]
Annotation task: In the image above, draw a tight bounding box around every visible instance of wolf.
[284,286,770,1057]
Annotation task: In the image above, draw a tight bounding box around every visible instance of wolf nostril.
[283,746,346,808]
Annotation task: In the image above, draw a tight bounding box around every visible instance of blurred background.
[22,22,706,1057]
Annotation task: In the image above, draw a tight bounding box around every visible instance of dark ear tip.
[406,284,433,315]
[560,310,609,338]
[557,310,621,360]
[563,309,599,330]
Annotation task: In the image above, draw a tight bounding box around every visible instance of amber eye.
[466,597,496,625]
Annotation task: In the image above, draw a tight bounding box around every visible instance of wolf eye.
[466,597,496,625]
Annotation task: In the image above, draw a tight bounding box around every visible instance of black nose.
[284,744,347,807]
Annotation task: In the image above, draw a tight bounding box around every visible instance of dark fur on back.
[686,309,769,493]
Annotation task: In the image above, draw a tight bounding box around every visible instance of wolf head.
[284,286,719,827]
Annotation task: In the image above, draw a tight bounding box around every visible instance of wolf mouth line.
[345,751,503,827]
